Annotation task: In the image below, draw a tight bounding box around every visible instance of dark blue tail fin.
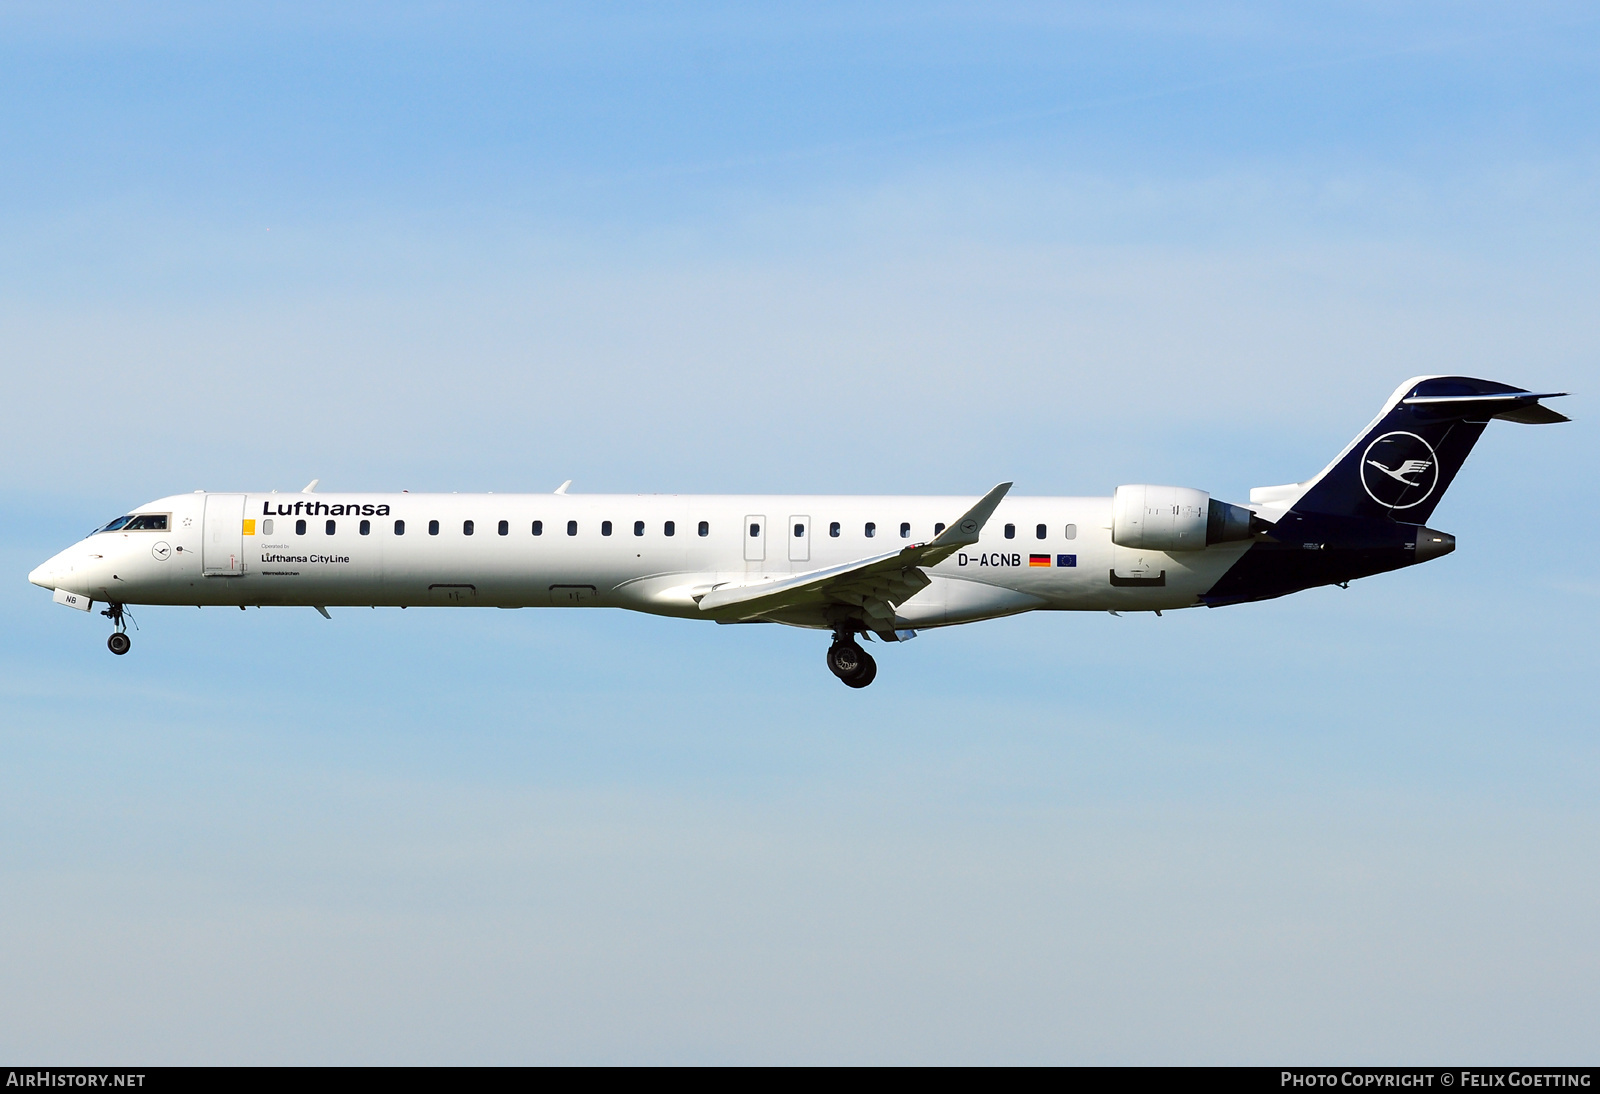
[1202,376,1568,606]
[1287,376,1568,523]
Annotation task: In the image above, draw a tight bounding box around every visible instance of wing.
[1398,459,1432,476]
[695,482,1013,638]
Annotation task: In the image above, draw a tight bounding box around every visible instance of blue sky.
[1,2,1596,1063]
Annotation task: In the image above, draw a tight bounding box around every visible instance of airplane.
[28,376,1568,687]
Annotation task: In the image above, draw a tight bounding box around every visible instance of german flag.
[1029,554,1051,567]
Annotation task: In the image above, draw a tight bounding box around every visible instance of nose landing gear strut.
[826,631,877,688]
[102,603,134,655]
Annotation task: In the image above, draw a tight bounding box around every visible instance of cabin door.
[202,494,247,575]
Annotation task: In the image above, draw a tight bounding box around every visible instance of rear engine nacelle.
[1112,485,1255,551]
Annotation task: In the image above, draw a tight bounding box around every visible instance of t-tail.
[1203,376,1569,606]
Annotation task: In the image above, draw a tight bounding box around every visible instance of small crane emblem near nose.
[151,541,171,561]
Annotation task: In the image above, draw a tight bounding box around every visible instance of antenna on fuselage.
[554,480,572,494]
[303,479,320,493]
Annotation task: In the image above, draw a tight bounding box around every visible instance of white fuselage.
[31,491,1254,628]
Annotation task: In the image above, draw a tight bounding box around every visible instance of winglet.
[303,478,320,493]
[930,482,1012,549]
[554,480,572,495]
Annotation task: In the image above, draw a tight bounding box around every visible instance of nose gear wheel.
[101,602,135,655]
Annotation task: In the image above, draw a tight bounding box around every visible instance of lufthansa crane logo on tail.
[1360,431,1439,509]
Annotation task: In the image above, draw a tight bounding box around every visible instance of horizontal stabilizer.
[1402,390,1570,424]
[1494,403,1570,424]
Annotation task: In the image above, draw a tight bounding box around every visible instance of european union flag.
[1057,554,1077,568]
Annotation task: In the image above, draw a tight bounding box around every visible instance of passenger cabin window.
[830,522,840,537]
[498,520,508,536]
[1004,523,1015,539]
[634,520,645,537]
[429,520,440,536]
[394,519,405,535]
[567,520,577,536]
[360,519,370,535]
[698,521,709,537]
[935,523,945,535]
[326,519,336,535]
[865,522,876,538]
[296,519,307,535]
[532,520,542,536]
[899,522,910,539]
[664,520,675,537]
[263,519,275,536]
[601,520,613,536]
[1065,523,1077,540]
[1036,523,1047,540]
[464,520,474,536]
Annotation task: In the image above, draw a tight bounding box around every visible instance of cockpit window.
[98,516,133,533]
[122,514,169,531]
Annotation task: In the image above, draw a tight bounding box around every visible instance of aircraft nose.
[29,543,84,591]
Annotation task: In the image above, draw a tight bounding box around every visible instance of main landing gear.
[826,633,877,689]
[102,603,132,656]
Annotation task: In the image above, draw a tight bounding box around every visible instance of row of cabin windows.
[822,521,1078,541]
[272,517,1080,541]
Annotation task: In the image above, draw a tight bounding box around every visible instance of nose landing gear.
[826,633,877,688]
[101,603,134,655]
